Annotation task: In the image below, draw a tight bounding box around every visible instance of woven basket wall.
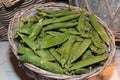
[8,1,116,80]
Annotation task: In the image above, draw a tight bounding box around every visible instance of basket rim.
[8,2,116,80]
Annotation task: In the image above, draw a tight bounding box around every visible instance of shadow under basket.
[8,2,116,80]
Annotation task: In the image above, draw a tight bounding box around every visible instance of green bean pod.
[91,29,106,48]
[61,36,76,67]
[76,8,86,32]
[81,50,94,60]
[49,47,61,63]
[89,13,110,45]
[29,20,43,39]
[89,44,106,55]
[42,18,56,26]
[40,32,69,49]
[70,39,91,63]
[58,28,80,35]
[18,22,33,35]
[74,68,89,75]
[68,42,81,63]
[69,53,108,70]
[35,49,55,61]
[53,14,80,23]
[43,22,77,31]
[46,31,62,36]
[57,42,65,55]
[20,54,64,74]
[17,33,38,51]
[18,43,34,55]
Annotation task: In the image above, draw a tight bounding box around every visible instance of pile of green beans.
[15,8,110,75]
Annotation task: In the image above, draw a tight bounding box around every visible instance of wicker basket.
[8,2,116,80]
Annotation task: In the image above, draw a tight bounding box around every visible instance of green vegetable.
[89,13,110,45]
[61,36,76,67]
[58,28,80,35]
[69,53,108,70]
[35,49,55,61]
[18,22,33,35]
[17,33,38,51]
[18,43,34,55]
[46,31,62,36]
[70,39,91,63]
[89,44,106,55]
[49,47,61,63]
[43,22,77,31]
[81,50,94,60]
[29,20,43,39]
[40,32,69,49]
[91,29,106,48]
[20,54,64,74]
[68,42,81,64]
[53,14,80,23]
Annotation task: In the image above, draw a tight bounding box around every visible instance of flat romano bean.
[35,49,55,61]
[42,18,56,26]
[29,20,43,39]
[70,39,91,63]
[66,41,81,69]
[57,42,66,55]
[39,31,47,38]
[20,54,64,74]
[42,34,53,40]
[46,31,62,36]
[81,50,94,60]
[40,32,69,49]
[91,29,106,48]
[49,47,61,63]
[89,13,110,45]
[89,44,106,55]
[61,36,76,67]
[38,35,54,48]
[58,28,80,35]
[74,68,89,75]
[18,43,34,55]
[68,42,81,63]
[69,53,108,70]
[76,8,86,33]
[43,22,77,31]
[18,22,33,35]
[96,48,106,55]
[53,14,80,23]
[76,36,84,42]
[76,9,92,38]
[17,32,38,51]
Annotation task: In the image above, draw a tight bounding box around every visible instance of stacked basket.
[8,2,115,80]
